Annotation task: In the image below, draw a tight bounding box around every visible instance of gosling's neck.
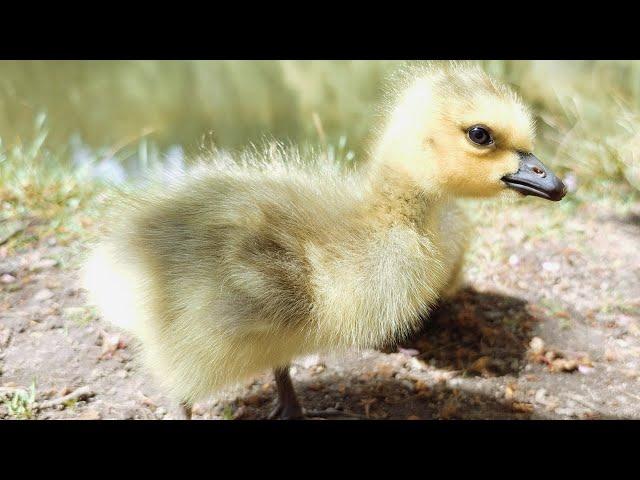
[363,158,447,230]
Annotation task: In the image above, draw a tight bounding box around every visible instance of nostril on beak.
[530,165,546,177]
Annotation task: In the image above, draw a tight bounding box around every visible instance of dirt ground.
[1,197,639,420]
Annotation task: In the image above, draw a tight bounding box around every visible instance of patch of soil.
[400,289,537,377]
[1,199,639,420]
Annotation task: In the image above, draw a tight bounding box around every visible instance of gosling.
[83,63,566,419]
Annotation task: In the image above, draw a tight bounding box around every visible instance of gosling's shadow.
[225,288,541,419]
[623,213,640,227]
[227,373,535,420]
[601,211,640,232]
[393,287,538,376]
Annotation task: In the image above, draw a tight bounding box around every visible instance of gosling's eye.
[467,126,494,146]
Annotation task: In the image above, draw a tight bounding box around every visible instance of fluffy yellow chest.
[306,222,452,350]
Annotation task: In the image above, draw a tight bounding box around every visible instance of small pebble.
[578,364,595,375]
[504,385,515,400]
[398,347,420,357]
[297,354,320,369]
[79,409,101,420]
[529,337,545,355]
[535,388,548,404]
[33,289,54,302]
[30,259,58,272]
[554,407,578,417]
[0,274,16,284]
[401,380,415,391]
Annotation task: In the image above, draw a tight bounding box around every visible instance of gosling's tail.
[82,242,149,335]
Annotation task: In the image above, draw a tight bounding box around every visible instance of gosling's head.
[374,63,566,201]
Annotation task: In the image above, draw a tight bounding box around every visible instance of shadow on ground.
[605,211,640,230]
[227,373,534,420]
[227,288,539,419]
[624,213,640,226]
[399,288,537,376]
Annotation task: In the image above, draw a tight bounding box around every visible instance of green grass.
[0,113,105,251]
[0,61,395,158]
[1,381,37,419]
[64,306,99,326]
[0,61,638,251]
[222,404,234,420]
[0,61,638,190]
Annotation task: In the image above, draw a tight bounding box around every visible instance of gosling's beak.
[501,153,567,201]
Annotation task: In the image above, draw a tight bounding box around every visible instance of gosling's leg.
[268,365,304,420]
[180,401,192,420]
[440,257,465,301]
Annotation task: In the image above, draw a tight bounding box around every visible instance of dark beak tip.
[559,182,568,199]
[504,153,568,202]
[553,179,568,201]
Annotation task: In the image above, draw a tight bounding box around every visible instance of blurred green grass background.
[1,60,639,249]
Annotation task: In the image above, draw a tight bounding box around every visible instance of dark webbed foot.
[268,401,304,420]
